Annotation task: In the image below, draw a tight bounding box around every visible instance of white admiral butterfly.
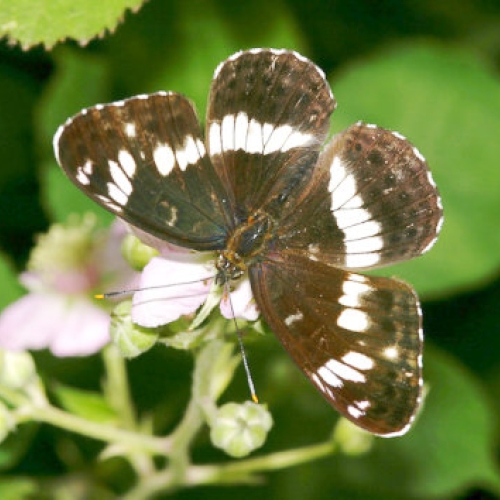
[54,49,443,436]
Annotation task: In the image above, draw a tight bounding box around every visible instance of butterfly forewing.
[250,255,422,436]
[206,49,336,221]
[276,122,443,270]
[54,92,232,250]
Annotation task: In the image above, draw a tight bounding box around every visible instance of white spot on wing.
[337,309,371,333]
[118,150,136,177]
[342,220,382,240]
[154,144,176,176]
[124,122,136,137]
[166,206,178,227]
[264,123,289,154]
[175,135,204,171]
[345,253,381,268]
[356,400,371,410]
[210,115,315,156]
[76,169,90,185]
[330,170,357,210]
[234,112,249,151]
[324,358,366,383]
[383,346,399,360]
[317,364,344,388]
[284,311,304,326]
[221,114,235,151]
[342,351,374,370]
[339,279,373,308]
[327,156,346,193]
[247,118,264,153]
[82,160,93,175]
[333,208,373,229]
[107,183,128,206]
[208,122,222,156]
[347,405,364,418]
[109,160,132,195]
[344,235,384,254]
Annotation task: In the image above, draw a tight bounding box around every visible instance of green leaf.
[52,383,118,424]
[106,0,306,113]
[36,48,111,159]
[0,63,46,261]
[36,48,115,225]
[0,477,37,500]
[0,423,38,471]
[331,344,500,499]
[329,43,500,297]
[0,0,146,49]
[0,254,23,309]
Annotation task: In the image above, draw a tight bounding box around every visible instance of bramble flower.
[0,215,138,357]
[127,229,259,329]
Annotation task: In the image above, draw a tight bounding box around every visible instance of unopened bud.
[0,350,37,390]
[210,401,273,458]
[110,301,158,358]
[121,234,159,271]
[332,417,374,456]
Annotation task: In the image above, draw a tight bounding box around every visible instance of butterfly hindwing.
[275,122,443,270]
[250,254,422,436]
[206,49,336,221]
[54,92,233,251]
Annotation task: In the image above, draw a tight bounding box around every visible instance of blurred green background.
[1,0,500,498]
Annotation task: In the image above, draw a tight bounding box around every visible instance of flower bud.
[0,350,37,390]
[210,401,273,458]
[121,234,159,271]
[110,301,159,358]
[332,417,374,456]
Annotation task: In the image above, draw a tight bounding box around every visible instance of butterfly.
[53,48,443,436]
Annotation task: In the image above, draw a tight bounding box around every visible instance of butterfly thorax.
[215,210,276,284]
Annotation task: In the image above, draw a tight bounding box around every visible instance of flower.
[129,230,259,329]
[0,215,138,357]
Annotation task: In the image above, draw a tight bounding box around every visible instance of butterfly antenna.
[224,281,259,404]
[94,276,216,299]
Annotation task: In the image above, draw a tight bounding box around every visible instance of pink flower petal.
[0,293,62,351]
[132,256,213,328]
[49,300,110,356]
[0,293,109,356]
[95,219,141,291]
[220,278,259,321]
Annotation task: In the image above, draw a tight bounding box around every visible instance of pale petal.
[0,293,63,351]
[0,292,110,356]
[95,219,141,291]
[220,278,259,321]
[49,300,110,356]
[132,256,213,328]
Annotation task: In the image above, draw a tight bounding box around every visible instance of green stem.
[101,344,157,476]
[124,339,241,498]
[212,440,337,476]
[0,385,31,408]
[120,439,337,498]
[101,344,136,429]
[20,403,170,456]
